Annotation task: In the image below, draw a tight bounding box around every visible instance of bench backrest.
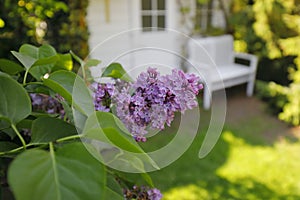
[188,34,234,66]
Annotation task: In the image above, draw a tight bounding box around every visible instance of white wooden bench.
[187,34,258,110]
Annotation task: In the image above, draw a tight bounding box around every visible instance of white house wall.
[87,0,129,68]
[87,0,186,78]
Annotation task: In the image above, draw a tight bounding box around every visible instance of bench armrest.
[233,52,258,72]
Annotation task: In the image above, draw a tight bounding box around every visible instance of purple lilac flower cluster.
[91,82,114,112]
[123,185,162,200]
[92,68,203,142]
[113,68,203,142]
[30,93,65,118]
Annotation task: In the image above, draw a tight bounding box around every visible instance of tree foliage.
[229,0,300,125]
[0,0,89,61]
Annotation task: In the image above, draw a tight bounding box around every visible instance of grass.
[139,95,300,200]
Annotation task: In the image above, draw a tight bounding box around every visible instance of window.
[141,0,166,31]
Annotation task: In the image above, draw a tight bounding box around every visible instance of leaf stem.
[56,134,84,143]
[49,142,61,199]
[11,124,26,150]
[23,70,29,85]
[0,143,35,156]
[81,64,86,81]
[0,134,84,156]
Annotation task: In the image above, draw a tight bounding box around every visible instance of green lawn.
[141,96,300,200]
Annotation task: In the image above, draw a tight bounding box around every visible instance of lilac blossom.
[93,68,203,142]
[30,93,65,118]
[91,82,114,112]
[147,188,163,200]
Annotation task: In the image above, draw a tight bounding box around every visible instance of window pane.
[142,0,151,10]
[157,15,165,29]
[157,0,165,10]
[142,15,152,28]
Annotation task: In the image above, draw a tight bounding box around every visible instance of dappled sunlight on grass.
[163,184,210,200]
[150,127,300,199]
[148,99,300,199]
[217,131,300,197]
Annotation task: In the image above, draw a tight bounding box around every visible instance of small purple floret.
[91,82,114,112]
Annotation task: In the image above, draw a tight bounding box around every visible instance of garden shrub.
[230,0,300,126]
[0,43,203,199]
[256,76,300,126]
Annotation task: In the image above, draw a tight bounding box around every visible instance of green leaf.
[31,117,77,143]
[101,63,133,82]
[0,120,10,130]
[11,51,36,70]
[38,44,56,58]
[141,173,154,187]
[17,119,33,130]
[72,75,94,116]
[0,73,31,124]
[83,112,141,153]
[13,44,58,80]
[0,59,24,75]
[83,112,160,172]
[29,55,59,80]
[43,70,76,103]
[19,44,39,59]
[32,55,58,66]
[105,174,124,200]
[0,142,18,152]
[52,53,73,71]
[8,142,107,200]
[85,59,101,67]
[1,128,16,139]
[70,50,84,66]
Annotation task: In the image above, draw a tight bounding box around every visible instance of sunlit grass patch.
[148,104,300,200]
[217,131,300,197]
[163,184,210,200]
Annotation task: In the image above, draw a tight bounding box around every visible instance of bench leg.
[246,74,255,96]
[203,85,211,110]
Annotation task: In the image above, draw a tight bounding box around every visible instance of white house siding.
[87,0,132,70]
[87,0,186,78]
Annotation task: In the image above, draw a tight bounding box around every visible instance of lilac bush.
[2,44,198,200]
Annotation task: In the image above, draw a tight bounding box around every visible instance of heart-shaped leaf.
[38,44,56,58]
[31,117,77,143]
[19,44,39,59]
[12,44,59,80]
[11,51,36,70]
[8,142,107,200]
[0,73,31,124]
[101,63,133,82]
